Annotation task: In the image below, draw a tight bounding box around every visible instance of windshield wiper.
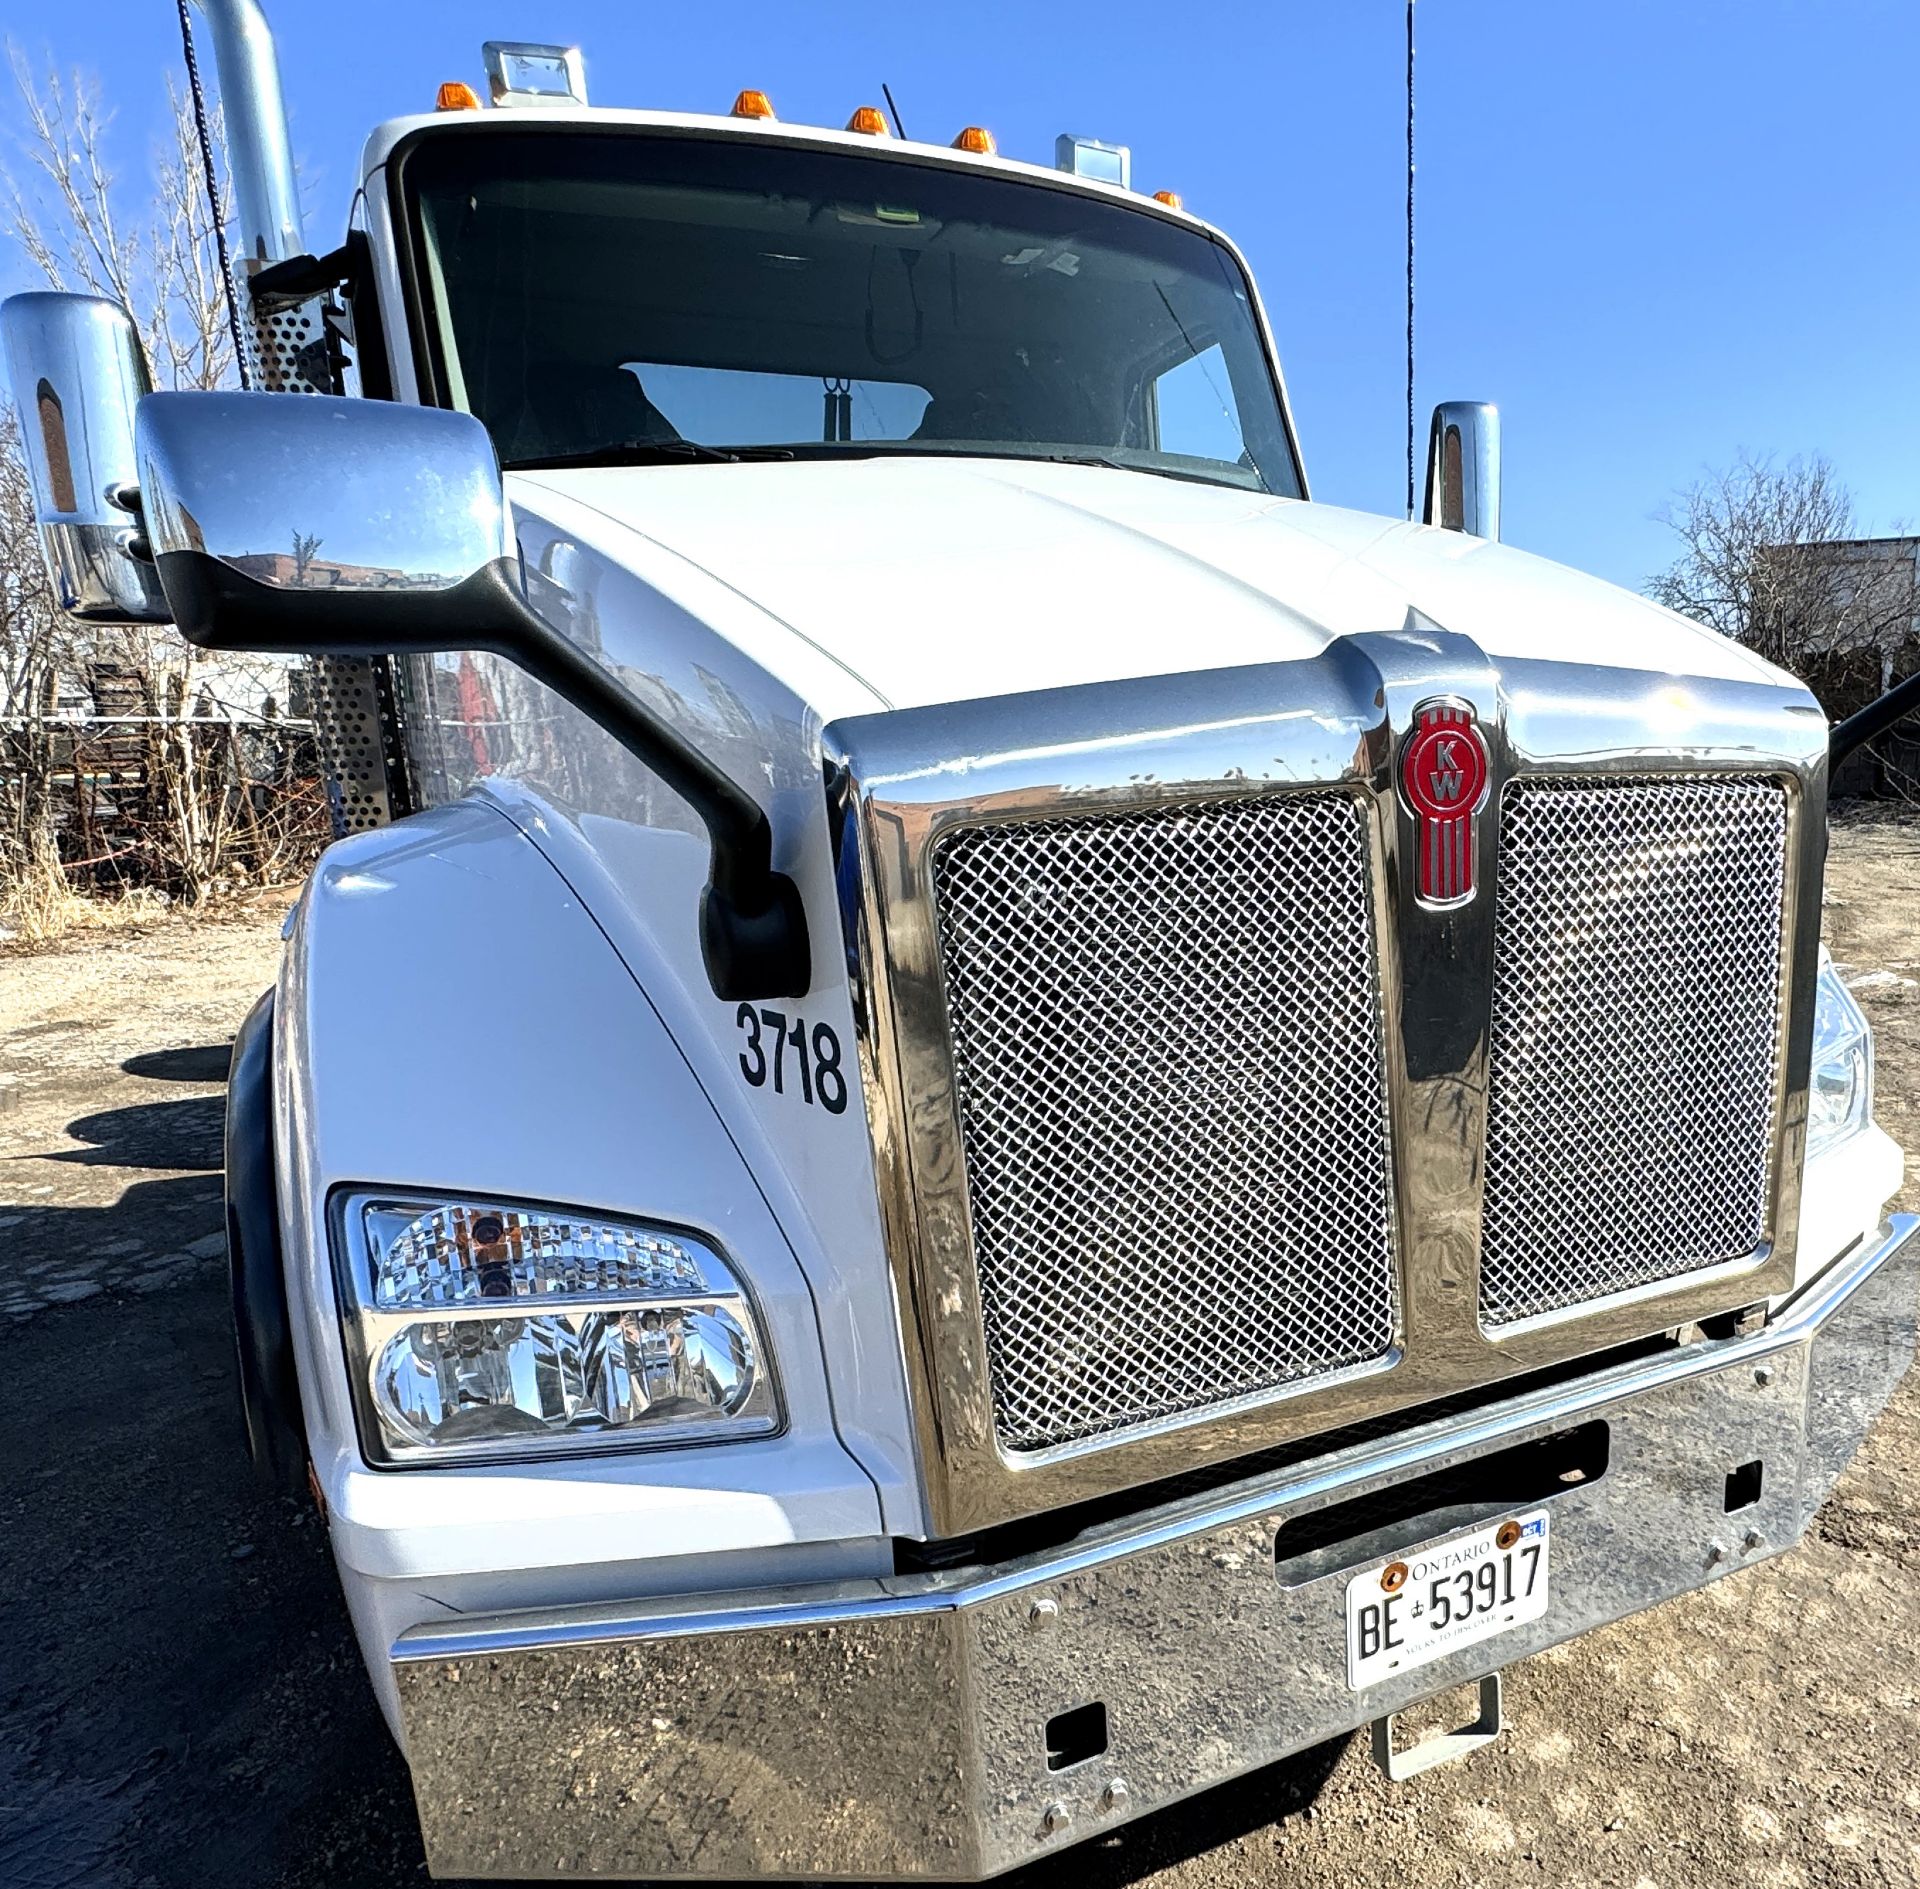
[1031,452,1270,495]
[749,441,1268,493]
[503,440,796,472]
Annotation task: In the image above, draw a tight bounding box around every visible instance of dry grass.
[0,835,170,950]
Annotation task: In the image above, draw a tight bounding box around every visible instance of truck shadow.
[1,1094,226,1299]
[122,1043,236,1084]
[0,1262,400,1889]
[40,1094,225,1171]
[0,1171,224,1281]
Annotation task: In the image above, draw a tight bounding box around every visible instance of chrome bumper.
[394,1215,1918,1882]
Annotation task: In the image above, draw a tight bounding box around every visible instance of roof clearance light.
[481,41,588,109]
[1153,190,1184,209]
[436,81,483,112]
[846,105,892,136]
[1055,133,1131,189]
[731,88,777,120]
[952,125,997,155]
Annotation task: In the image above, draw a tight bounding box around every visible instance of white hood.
[510,456,1787,719]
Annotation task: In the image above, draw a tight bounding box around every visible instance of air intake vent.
[1480,776,1788,1326]
[930,792,1398,1453]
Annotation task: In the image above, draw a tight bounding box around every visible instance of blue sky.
[5,0,1916,592]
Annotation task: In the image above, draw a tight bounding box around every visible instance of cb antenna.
[174,0,250,388]
[881,83,907,140]
[1405,0,1416,519]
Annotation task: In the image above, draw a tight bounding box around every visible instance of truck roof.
[357,106,1215,238]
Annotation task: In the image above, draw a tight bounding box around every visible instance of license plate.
[1345,1509,1551,1689]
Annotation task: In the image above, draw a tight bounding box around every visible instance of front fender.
[272,797,882,1586]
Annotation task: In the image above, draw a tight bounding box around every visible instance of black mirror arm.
[1830,671,1920,770]
[248,244,352,302]
[484,580,810,1002]
[153,547,810,1002]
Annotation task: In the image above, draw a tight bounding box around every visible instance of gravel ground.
[1,814,1916,1889]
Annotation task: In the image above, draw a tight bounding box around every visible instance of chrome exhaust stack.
[189,0,342,397]
[187,0,399,833]
[190,0,303,268]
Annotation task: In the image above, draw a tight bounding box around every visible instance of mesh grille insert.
[1480,776,1788,1326]
[931,793,1398,1454]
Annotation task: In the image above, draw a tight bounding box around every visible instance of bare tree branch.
[1,49,323,907]
[1649,451,1919,798]
[3,44,235,391]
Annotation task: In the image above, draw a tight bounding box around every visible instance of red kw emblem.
[1401,702,1489,904]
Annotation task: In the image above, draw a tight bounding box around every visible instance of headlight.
[335,1195,779,1466]
[1807,952,1874,1158]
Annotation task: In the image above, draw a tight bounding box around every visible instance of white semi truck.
[6,6,1918,1879]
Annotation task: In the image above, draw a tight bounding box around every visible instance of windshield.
[400,130,1301,496]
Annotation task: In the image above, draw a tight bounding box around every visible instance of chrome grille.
[930,793,1398,1454]
[1480,776,1788,1326]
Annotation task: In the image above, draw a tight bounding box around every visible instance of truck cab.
[4,12,1915,1882]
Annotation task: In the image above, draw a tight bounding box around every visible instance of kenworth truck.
[6,5,1919,1879]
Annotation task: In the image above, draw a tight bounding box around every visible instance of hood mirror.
[134,389,516,646]
[1423,401,1501,541]
[0,291,170,621]
[130,387,809,1000]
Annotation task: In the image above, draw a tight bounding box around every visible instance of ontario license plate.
[1345,1510,1551,1689]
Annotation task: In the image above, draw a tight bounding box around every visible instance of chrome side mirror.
[136,388,808,1000]
[1423,401,1501,541]
[136,390,515,644]
[0,291,170,621]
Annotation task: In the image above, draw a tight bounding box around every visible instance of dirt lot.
[3,815,1918,1889]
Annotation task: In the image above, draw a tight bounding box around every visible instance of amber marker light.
[845,105,891,136]
[1152,190,1185,209]
[951,126,997,155]
[731,88,776,120]
[436,81,483,112]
